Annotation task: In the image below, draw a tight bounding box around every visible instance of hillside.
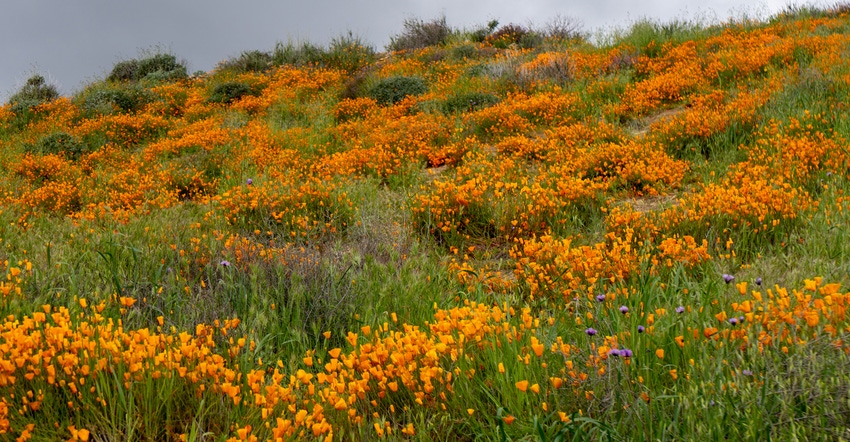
[1,6,850,440]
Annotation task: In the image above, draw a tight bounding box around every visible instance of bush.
[367,76,428,105]
[107,52,188,83]
[325,32,376,73]
[441,91,499,113]
[470,19,500,43]
[388,15,452,52]
[79,84,152,115]
[272,40,326,67]
[7,74,59,112]
[28,132,90,159]
[542,15,586,41]
[487,23,541,49]
[217,50,274,73]
[207,81,256,104]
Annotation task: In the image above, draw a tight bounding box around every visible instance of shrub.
[367,76,428,105]
[388,15,452,52]
[28,132,90,159]
[325,32,376,73]
[470,19,500,43]
[7,74,59,112]
[107,52,188,83]
[542,15,586,41]
[207,81,256,104]
[79,84,152,115]
[441,91,499,113]
[217,50,274,73]
[272,40,326,67]
[487,23,541,49]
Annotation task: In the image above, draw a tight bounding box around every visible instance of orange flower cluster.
[714,278,850,351]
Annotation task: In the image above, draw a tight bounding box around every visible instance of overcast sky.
[1,0,811,101]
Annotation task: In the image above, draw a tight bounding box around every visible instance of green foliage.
[470,19,500,43]
[367,76,428,105]
[207,81,256,104]
[325,32,376,73]
[388,15,453,52]
[107,52,188,83]
[271,33,374,73]
[28,132,90,159]
[7,74,59,109]
[440,91,500,113]
[488,23,542,49]
[272,40,326,67]
[78,83,153,115]
[217,50,274,73]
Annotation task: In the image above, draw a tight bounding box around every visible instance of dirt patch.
[622,193,679,213]
[630,106,687,138]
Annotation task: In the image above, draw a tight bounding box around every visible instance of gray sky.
[1,0,804,101]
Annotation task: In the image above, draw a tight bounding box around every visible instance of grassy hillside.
[2,6,850,440]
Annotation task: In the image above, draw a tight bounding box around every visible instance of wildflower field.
[3,5,850,440]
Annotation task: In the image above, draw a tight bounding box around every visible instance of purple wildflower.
[729,317,738,325]
[755,277,763,286]
[220,260,231,267]
[247,178,253,185]
[637,325,645,333]
[619,305,629,314]
[722,274,735,284]
[596,294,606,302]
[620,348,633,358]
[608,349,621,357]
[676,306,685,314]
[742,369,753,376]
[585,327,597,336]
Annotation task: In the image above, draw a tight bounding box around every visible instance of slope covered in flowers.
[1,6,850,441]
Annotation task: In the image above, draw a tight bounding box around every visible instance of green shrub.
[272,40,326,67]
[7,74,59,112]
[271,33,375,73]
[441,91,499,113]
[487,23,541,49]
[79,84,152,115]
[470,19,500,43]
[107,52,188,83]
[388,15,452,52]
[325,32,376,73]
[207,81,256,104]
[28,132,90,159]
[217,50,274,73]
[367,76,428,105]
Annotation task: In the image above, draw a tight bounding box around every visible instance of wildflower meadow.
[2,5,850,441]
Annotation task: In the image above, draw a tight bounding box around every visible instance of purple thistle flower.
[637,325,645,333]
[608,348,621,357]
[729,317,738,325]
[596,294,606,302]
[585,327,597,336]
[220,260,231,267]
[620,348,633,358]
[755,277,763,286]
[619,305,629,314]
[676,306,685,314]
[247,178,253,185]
[739,316,745,323]
[722,274,735,284]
